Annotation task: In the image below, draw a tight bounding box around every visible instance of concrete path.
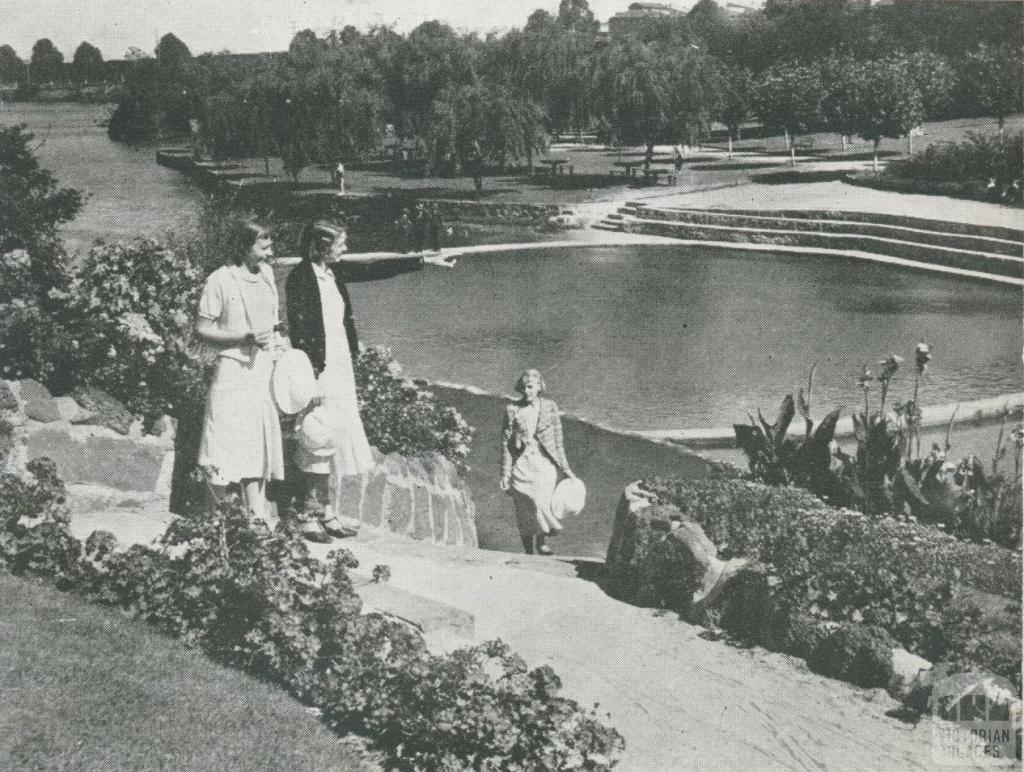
[71,504,970,772]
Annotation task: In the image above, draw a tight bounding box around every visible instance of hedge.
[641,477,1022,692]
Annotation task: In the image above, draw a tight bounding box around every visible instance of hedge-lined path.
[72,501,953,772]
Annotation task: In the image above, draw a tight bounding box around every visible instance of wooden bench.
[793,138,815,153]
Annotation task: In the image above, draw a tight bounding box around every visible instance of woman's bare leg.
[241,478,269,525]
[521,534,535,554]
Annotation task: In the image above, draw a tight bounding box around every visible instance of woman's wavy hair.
[300,219,346,261]
[229,220,269,266]
[515,369,546,395]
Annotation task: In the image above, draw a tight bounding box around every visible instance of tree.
[592,41,672,168]
[957,44,1023,135]
[30,38,64,84]
[155,33,192,72]
[754,63,822,165]
[71,42,104,85]
[719,64,754,154]
[124,46,149,61]
[0,125,82,256]
[558,0,599,35]
[664,45,722,148]
[288,29,324,70]
[847,55,924,171]
[906,50,956,122]
[0,45,23,83]
[818,54,860,151]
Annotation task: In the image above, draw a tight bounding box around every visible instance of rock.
[17,378,51,402]
[55,396,95,424]
[889,647,932,697]
[0,381,19,411]
[26,425,167,491]
[604,482,747,616]
[71,386,135,435]
[19,378,61,422]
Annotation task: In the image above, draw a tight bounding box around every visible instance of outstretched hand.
[423,253,457,268]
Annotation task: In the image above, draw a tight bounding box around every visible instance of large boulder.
[604,482,746,617]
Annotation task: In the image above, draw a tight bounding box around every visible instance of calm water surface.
[1,102,204,255]
[354,246,1022,430]
[8,103,1021,432]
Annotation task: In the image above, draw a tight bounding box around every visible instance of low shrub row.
[640,477,1022,692]
[1,459,623,771]
[846,171,1020,208]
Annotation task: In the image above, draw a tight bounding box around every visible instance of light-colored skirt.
[199,352,284,485]
[296,344,375,478]
[510,445,562,537]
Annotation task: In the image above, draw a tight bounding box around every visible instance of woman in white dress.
[195,221,284,525]
[500,370,577,555]
[286,219,454,537]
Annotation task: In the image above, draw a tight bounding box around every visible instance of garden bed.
[634,477,1021,692]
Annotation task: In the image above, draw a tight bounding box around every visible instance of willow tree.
[592,41,672,169]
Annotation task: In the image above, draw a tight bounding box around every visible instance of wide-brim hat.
[272,349,317,415]
[552,477,586,519]
[297,405,338,457]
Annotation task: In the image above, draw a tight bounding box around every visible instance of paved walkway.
[72,504,966,772]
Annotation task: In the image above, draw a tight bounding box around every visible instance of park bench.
[792,138,815,153]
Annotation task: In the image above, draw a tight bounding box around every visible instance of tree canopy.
[29,38,64,83]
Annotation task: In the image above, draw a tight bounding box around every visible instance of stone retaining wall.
[1,379,477,548]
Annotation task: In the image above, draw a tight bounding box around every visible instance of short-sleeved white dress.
[197,263,285,486]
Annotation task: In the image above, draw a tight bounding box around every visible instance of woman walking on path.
[500,370,577,555]
[195,221,285,525]
[286,220,455,535]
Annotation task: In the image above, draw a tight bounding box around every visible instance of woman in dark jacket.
[285,219,454,534]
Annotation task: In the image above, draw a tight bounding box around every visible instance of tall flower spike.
[915,342,931,374]
[858,365,874,390]
[877,354,904,382]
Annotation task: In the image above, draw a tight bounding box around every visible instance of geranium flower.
[858,365,874,391]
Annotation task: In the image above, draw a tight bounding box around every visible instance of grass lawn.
[0,572,380,772]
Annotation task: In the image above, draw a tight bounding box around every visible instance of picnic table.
[613,160,645,177]
[538,157,571,176]
[640,168,677,186]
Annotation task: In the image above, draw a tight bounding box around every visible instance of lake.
[6,103,1021,433]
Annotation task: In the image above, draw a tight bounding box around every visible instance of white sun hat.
[297,404,338,457]
[552,477,586,519]
[272,348,318,415]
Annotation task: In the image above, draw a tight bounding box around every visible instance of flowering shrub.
[641,477,1022,691]
[355,346,473,472]
[736,346,1023,549]
[0,469,622,770]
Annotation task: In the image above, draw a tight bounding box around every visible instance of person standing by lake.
[395,208,413,253]
[412,202,428,252]
[500,370,577,555]
[428,203,445,252]
[195,221,285,526]
[286,219,456,536]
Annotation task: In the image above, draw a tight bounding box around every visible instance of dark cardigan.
[285,256,423,375]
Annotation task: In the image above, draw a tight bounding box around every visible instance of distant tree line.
[60,0,1024,177]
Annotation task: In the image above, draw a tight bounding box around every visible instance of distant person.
[395,208,413,253]
[672,144,685,172]
[286,220,456,536]
[986,177,1000,202]
[428,203,445,252]
[500,370,577,556]
[195,221,285,527]
[412,202,428,252]
[335,161,346,194]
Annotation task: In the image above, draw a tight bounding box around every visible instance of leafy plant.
[0,467,622,770]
